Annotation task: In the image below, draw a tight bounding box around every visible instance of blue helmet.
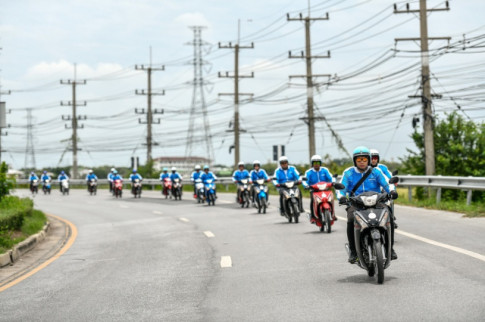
[203,165,209,170]
[352,146,370,167]
[162,167,168,172]
[43,171,47,174]
[113,170,118,174]
[133,169,137,173]
[61,171,65,175]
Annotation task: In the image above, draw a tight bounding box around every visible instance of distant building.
[153,156,210,176]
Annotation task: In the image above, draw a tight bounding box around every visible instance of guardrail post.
[408,186,412,202]
[466,190,472,206]
[225,184,229,191]
[436,188,441,204]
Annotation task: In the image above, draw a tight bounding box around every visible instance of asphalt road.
[1,188,484,321]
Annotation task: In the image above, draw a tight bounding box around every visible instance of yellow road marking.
[0,214,78,293]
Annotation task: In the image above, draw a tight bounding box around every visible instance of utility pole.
[61,64,86,179]
[394,0,450,176]
[24,108,36,170]
[218,20,254,168]
[185,26,215,165]
[288,4,331,160]
[0,86,11,164]
[135,47,165,163]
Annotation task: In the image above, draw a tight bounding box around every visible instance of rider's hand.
[390,190,398,200]
[339,196,347,205]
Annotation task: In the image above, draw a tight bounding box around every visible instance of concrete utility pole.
[218,20,254,169]
[0,86,11,164]
[394,0,450,176]
[288,6,331,160]
[61,65,86,179]
[135,47,165,163]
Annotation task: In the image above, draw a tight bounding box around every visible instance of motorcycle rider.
[200,165,217,199]
[41,171,51,189]
[273,156,304,216]
[29,172,39,191]
[250,160,269,207]
[233,161,251,204]
[85,170,98,191]
[338,146,398,264]
[107,168,116,192]
[57,171,69,191]
[190,165,203,198]
[129,169,143,195]
[302,155,335,221]
[160,168,170,196]
[170,167,183,196]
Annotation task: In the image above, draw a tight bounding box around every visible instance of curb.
[0,222,50,268]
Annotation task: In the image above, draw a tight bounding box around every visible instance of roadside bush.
[0,196,33,232]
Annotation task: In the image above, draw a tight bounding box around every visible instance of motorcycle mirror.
[333,183,345,190]
[389,176,399,184]
[392,170,399,176]
[391,192,398,200]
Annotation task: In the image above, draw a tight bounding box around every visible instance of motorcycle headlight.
[359,195,378,207]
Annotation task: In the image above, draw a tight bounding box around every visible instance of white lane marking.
[179,217,190,222]
[153,210,163,215]
[220,256,232,268]
[204,231,215,238]
[119,205,129,208]
[218,200,232,204]
[336,215,485,262]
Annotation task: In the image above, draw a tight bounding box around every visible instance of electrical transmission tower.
[24,108,36,169]
[185,26,215,165]
[218,20,254,169]
[394,0,450,176]
[135,47,165,163]
[287,5,331,160]
[60,64,87,179]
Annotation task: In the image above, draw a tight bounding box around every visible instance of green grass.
[395,187,485,217]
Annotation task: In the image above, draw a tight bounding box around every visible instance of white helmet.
[110,168,115,172]
[279,156,288,164]
[194,165,201,170]
[253,160,261,167]
[311,155,322,163]
[89,169,93,174]
[171,167,177,171]
[370,149,380,165]
[237,161,245,167]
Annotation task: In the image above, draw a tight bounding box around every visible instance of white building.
[152,156,210,177]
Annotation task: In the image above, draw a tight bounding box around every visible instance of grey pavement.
[0,189,484,321]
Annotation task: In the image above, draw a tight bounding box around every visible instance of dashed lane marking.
[204,231,215,238]
[220,256,232,268]
[119,205,129,208]
[179,217,190,223]
[217,200,232,204]
[152,210,163,215]
[336,215,485,262]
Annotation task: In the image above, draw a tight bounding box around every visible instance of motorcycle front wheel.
[374,240,385,284]
[292,202,299,223]
[325,210,332,234]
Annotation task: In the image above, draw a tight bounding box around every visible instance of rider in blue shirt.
[191,165,203,198]
[200,165,217,198]
[160,168,170,196]
[57,171,69,191]
[41,171,51,182]
[29,172,39,191]
[233,162,251,204]
[169,167,183,196]
[273,156,304,216]
[85,169,98,191]
[338,146,398,263]
[249,160,269,206]
[107,168,115,192]
[129,169,143,194]
[302,155,335,221]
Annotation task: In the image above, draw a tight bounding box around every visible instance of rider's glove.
[339,196,347,205]
[390,190,398,200]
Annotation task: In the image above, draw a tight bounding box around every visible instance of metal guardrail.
[16,175,485,205]
[397,175,485,205]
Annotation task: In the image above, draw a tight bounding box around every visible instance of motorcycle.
[172,178,182,200]
[307,180,337,233]
[132,179,142,198]
[113,179,123,198]
[42,179,51,195]
[88,179,97,196]
[162,178,172,199]
[338,177,399,284]
[254,179,269,214]
[61,179,69,195]
[279,180,301,223]
[195,178,205,203]
[204,179,216,206]
[237,178,251,208]
[31,179,39,195]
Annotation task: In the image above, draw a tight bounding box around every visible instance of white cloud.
[174,12,211,28]
[25,60,124,80]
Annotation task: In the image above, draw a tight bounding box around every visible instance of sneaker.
[391,249,398,260]
[348,250,358,264]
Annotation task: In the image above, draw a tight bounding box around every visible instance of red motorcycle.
[309,181,336,233]
[113,179,123,198]
[162,178,172,199]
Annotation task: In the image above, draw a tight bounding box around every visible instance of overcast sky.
[1,0,484,170]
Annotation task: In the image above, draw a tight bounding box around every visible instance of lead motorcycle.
[338,176,399,284]
[88,179,97,196]
[278,180,301,223]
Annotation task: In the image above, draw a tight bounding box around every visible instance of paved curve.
[1,189,484,321]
